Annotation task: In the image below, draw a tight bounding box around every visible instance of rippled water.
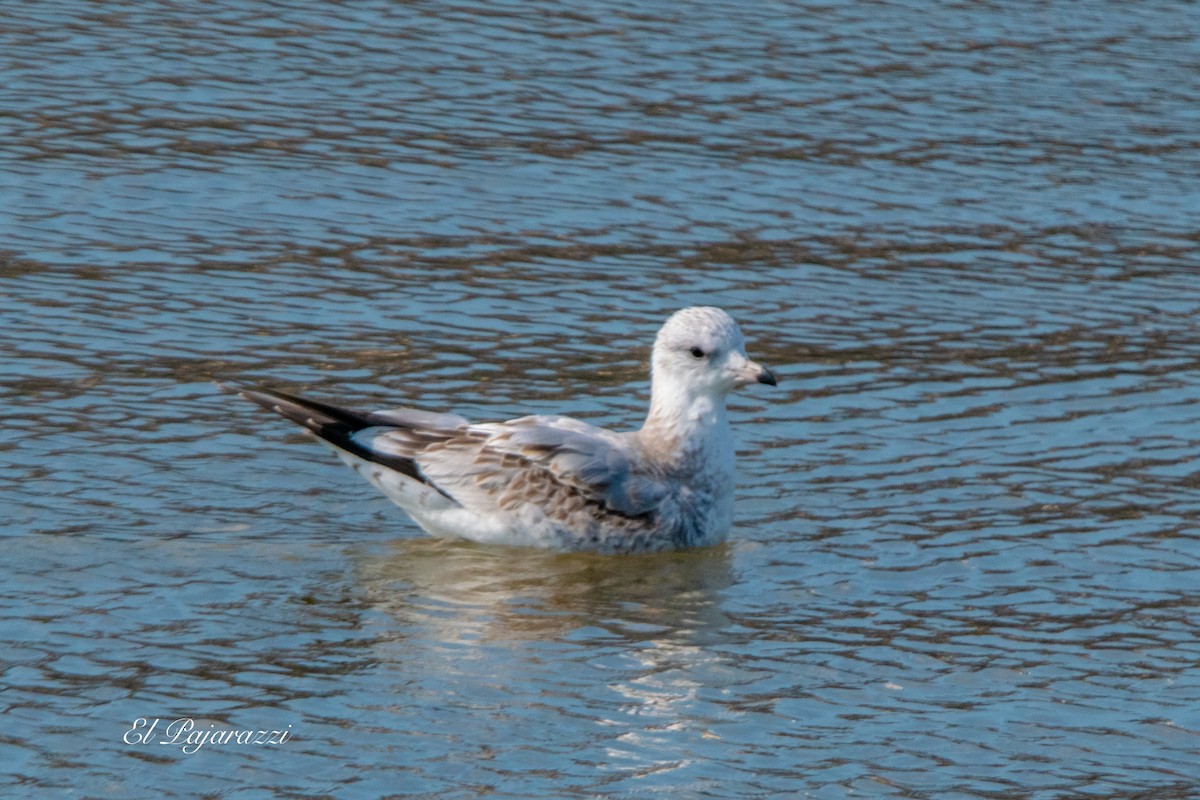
[4,1,1199,797]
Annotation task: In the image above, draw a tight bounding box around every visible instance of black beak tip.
[758,367,778,387]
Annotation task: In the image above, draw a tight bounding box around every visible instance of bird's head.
[651,306,777,401]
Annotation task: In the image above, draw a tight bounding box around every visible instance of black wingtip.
[224,383,436,489]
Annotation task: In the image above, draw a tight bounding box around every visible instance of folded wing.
[365,414,668,520]
[227,384,670,529]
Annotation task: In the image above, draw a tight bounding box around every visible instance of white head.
[650,307,777,403]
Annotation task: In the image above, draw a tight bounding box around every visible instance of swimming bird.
[224,306,776,553]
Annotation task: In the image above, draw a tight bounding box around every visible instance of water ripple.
[3,0,1199,797]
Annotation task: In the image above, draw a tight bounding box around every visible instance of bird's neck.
[638,382,733,472]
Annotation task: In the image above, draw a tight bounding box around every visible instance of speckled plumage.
[226,306,776,553]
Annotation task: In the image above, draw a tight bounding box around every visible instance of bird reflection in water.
[355,538,736,646]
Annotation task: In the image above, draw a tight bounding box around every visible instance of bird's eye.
[689,346,706,359]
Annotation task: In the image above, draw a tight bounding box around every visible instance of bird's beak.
[730,354,778,388]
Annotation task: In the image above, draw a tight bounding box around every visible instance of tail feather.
[219,383,433,487]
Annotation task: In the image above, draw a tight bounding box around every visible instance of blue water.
[3,1,1198,797]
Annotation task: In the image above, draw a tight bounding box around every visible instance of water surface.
[3,1,1199,797]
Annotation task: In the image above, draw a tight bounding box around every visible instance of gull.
[224,307,777,553]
